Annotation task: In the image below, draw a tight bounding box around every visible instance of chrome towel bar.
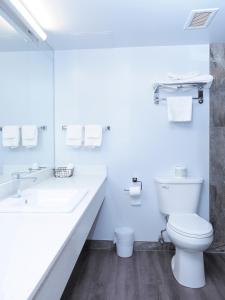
[0,125,47,131]
[153,82,206,105]
[61,125,111,131]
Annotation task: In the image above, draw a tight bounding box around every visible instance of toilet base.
[171,247,205,288]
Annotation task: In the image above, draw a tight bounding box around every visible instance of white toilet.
[155,176,213,288]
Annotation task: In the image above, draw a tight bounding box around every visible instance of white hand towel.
[66,125,83,147]
[2,126,20,148]
[164,74,213,88]
[84,125,102,147]
[167,96,193,122]
[22,125,38,148]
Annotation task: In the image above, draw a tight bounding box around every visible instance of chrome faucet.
[11,171,37,181]
[11,172,37,198]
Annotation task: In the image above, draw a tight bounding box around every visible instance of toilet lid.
[168,213,213,238]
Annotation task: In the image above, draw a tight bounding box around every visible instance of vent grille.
[184,8,219,29]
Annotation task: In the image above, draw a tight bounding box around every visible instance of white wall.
[55,45,209,241]
[0,51,54,174]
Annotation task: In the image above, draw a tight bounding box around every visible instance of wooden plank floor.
[61,250,225,300]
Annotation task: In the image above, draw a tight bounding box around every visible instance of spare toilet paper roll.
[129,186,141,197]
[67,163,74,170]
[32,162,40,170]
[175,166,187,177]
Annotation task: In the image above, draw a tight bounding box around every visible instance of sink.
[0,188,88,213]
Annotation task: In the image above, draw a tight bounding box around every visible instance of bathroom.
[0,0,224,299]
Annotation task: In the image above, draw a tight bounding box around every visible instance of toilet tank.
[155,177,203,215]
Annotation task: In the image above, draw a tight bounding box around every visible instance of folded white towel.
[167,72,199,81]
[84,125,102,147]
[164,74,213,88]
[66,125,83,147]
[167,96,193,122]
[2,126,20,148]
[22,125,38,148]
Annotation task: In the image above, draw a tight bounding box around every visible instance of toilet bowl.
[155,175,214,288]
[167,213,213,288]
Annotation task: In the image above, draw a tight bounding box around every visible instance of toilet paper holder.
[124,177,143,192]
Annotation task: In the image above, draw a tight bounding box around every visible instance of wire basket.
[53,167,74,178]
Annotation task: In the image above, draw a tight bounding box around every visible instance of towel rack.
[153,82,207,105]
[61,125,111,131]
[0,125,47,132]
[38,126,47,131]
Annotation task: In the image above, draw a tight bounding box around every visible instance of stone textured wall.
[210,44,225,249]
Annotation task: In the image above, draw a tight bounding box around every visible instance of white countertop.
[0,169,106,300]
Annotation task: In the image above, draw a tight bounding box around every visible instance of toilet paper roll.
[175,166,187,178]
[32,162,39,170]
[129,186,141,197]
[67,163,74,170]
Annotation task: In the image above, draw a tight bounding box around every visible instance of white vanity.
[0,166,107,300]
[0,6,107,299]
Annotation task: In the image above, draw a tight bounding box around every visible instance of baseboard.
[85,240,115,250]
[85,239,225,254]
[85,240,175,252]
[134,241,174,251]
[207,242,225,254]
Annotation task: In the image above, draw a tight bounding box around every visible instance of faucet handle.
[17,189,22,198]
[11,172,20,179]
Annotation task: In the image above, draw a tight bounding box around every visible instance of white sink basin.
[0,188,88,213]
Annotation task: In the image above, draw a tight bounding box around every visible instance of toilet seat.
[168,213,213,239]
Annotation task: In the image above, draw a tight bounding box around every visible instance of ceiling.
[2,0,225,50]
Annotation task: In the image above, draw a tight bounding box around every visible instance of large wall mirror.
[0,8,54,183]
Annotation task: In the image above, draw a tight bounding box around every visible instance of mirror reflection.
[0,10,54,183]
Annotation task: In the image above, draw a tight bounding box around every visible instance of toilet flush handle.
[162,185,169,189]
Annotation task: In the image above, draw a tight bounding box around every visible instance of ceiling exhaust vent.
[184,8,219,29]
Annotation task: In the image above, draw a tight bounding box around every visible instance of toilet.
[155,176,213,288]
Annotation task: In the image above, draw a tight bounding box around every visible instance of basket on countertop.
[53,167,74,178]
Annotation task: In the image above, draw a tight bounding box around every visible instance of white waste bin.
[114,227,134,258]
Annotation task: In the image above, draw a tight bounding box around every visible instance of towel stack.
[2,125,38,148]
[66,125,83,148]
[84,125,102,147]
[167,96,193,122]
[21,125,38,148]
[65,124,103,148]
[2,126,20,148]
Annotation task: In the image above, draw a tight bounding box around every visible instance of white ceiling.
[2,0,225,50]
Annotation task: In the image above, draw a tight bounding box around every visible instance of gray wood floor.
[61,249,225,300]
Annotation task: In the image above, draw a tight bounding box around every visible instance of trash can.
[114,227,134,258]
